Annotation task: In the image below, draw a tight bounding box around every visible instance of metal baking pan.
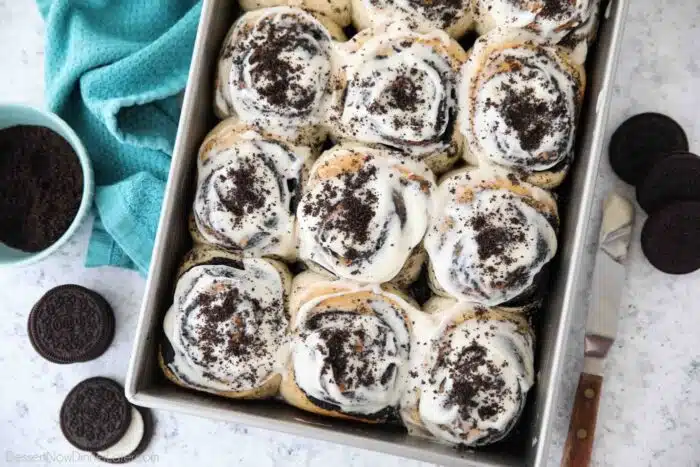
[125,0,629,464]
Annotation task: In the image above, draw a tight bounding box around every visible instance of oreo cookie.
[60,377,132,452]
[636,152,700,213]
[609,113,688,185]
[408,265,432,306]
[93,407,154,464]
[28,285,115,364]
[641,201,700,274]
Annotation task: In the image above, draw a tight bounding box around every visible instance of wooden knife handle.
[561,372,603,467]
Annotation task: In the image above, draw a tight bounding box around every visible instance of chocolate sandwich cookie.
[60,377,132,452]
[408,266,432,306]
[641,201,700,274]
[93,407,154,464]
[28,285,115,364]
[636,152,700,213]
[609,113,688,185]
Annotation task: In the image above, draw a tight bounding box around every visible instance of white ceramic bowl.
[0,103,94,266]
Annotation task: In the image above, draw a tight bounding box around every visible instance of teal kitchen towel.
[36,0,202,275]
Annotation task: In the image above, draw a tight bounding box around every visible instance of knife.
[561,193,635,467]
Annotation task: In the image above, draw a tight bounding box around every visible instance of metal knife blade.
[583,193,635,376]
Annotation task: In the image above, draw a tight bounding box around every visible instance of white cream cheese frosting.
[193,129,310,260]
[474,0,596,43]
[424,166,558,305]
[214,7,336,144]
[401,299,535,446]
[288,281,417,416]
[354,0,472,37]
[460,28,584,172]
[163,260,288,393]
[329,23,465,162]
[297,144,436,283]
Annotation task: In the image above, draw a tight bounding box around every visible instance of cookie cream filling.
[163,261,288,393]
[96,407,143,459]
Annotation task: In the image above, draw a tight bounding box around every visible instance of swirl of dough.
[351,0,473,39]
[473,0,596,43]
[215,7,344,146]
[281,274,417,420]
[192,119,312,260]
[424,166,558,306]
[329,23,467,174]
[239,0,352,27]
[459,28,585,187]
[401,297,535,446]
[163,255,290,395]
[297,144,436,284]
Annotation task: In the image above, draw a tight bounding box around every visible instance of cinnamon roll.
[459,28,585,189]
[280,271,418,422]
[401,298,535,446]
[558,2,600,65]
[160,246,292,399]
[239,0,352,27]
[424,166,559,306]
[328,23,467,174]
[192,117,313,261]
[473,0,598,43]
[214,7,346,147]
[351,0,473,39]
[297,143,436,287]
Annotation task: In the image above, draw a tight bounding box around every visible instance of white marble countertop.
[1,1,699,466]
